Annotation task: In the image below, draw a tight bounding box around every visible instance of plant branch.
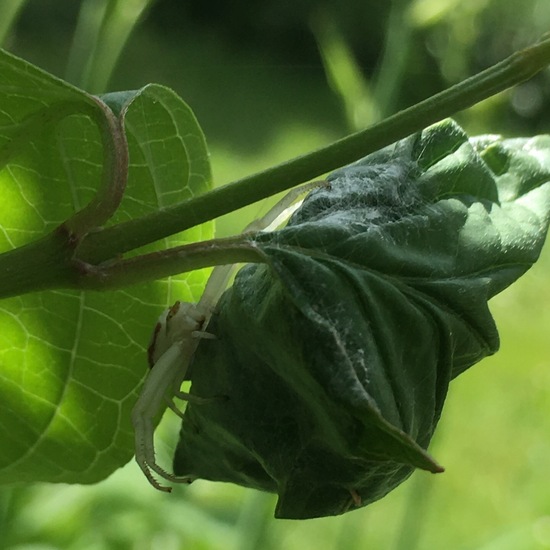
[76,236,264,291]
[0,97,127,299]
[0,228,78,299]
[78,36,550,264]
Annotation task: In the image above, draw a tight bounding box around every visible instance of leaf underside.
[0,49,213,484]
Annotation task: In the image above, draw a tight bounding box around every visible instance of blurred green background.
[1,1,550,549]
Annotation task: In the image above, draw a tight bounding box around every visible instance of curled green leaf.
[174,119,550,519]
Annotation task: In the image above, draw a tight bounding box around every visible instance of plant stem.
[63,96,129,236]
[78,182,318,290]
[0,230,77,299]
[77,236,263,291]
[77,37,550,265]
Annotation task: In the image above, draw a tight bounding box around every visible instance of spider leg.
[191,330,216,339]
[132,342,197,489]
[165,391,214,421]
[164,329,218,417]
[241,180,326,234]
[133,407,187,491]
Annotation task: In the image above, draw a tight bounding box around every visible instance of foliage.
[1,35,549,493]
[1,1,550,548]
[175,120,550,518]
[0,48,213,484]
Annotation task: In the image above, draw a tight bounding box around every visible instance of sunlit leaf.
[0,50,213,484]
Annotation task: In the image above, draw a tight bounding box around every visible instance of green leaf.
[100,84,212,233]
[0,50,213,484]
[0,48,101,249]
[174,119,550,519]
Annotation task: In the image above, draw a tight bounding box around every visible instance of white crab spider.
[132,181,324,492]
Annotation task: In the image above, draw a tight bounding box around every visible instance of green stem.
[78,37,550,265]
[63,95,128,236]
[76,236,263,291]
[0,229,77,299]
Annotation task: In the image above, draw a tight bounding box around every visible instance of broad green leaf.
[0,50,213,484]
[100,84,211,232]
[174,119,550,519]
